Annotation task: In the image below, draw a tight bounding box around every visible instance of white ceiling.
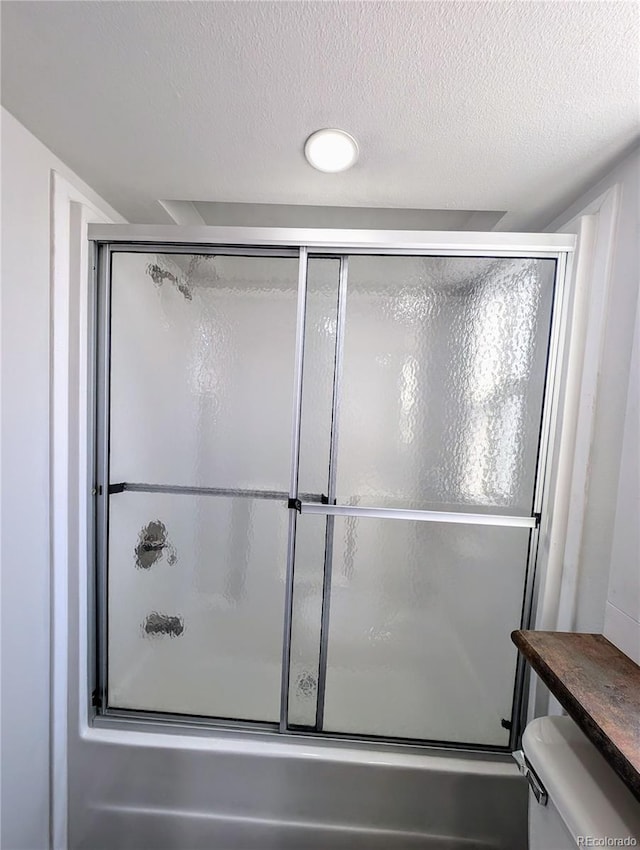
[1,1,638,229]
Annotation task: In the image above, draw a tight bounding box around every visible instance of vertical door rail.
[94,244,112,712]
[314,257,349,730]
[279,247,309,731]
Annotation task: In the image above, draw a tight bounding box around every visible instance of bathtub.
[68,726,528,849]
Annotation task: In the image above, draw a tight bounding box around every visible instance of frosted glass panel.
[287,516,327,726]
[110,252,298,489]
[108,491,288,720]
[336,256,555,512]
[297,258,340,496]
[322,517,530,746]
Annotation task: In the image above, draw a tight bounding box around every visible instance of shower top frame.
[88,224,575,258]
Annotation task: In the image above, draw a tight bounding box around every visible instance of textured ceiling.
[1,1,638,229]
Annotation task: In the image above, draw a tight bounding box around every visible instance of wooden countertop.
[512,630,640,801]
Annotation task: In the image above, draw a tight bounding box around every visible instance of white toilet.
[515,715,640,849]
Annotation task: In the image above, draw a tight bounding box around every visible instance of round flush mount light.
[304,128,359,173]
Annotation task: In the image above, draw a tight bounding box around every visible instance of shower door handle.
[296,502,538,528]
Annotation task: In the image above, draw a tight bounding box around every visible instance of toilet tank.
[522,715,640,849]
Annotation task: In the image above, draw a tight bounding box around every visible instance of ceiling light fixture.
[304,128,359,173]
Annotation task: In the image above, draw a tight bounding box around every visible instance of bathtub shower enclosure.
[90,226,571,756]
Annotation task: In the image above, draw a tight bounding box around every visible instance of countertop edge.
[512,630,640,802]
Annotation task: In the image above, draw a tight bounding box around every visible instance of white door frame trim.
[50,170,124,849]
[530,184,620,717]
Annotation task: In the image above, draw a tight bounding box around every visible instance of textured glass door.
[333,256,555,513]
[99,241,560,747]
[106,250,302,721]
[297,255,556,746]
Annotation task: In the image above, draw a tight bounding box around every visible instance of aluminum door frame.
[90,227,574,753]
[94,242,309,731]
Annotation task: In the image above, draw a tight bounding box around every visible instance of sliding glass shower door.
[106,250,302,721]
[97,238,560,750]
[292,255,555,746]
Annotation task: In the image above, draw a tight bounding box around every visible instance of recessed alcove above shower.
[159,201,508,231]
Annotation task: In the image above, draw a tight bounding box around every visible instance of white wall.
[545,145,640,654]
[0,108,122,850]
[603,284,640,662]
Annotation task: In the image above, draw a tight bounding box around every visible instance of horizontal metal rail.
[108,482,324,502]
[104,243,299,258]
[299,502,538,528]
[87,223,576,254]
